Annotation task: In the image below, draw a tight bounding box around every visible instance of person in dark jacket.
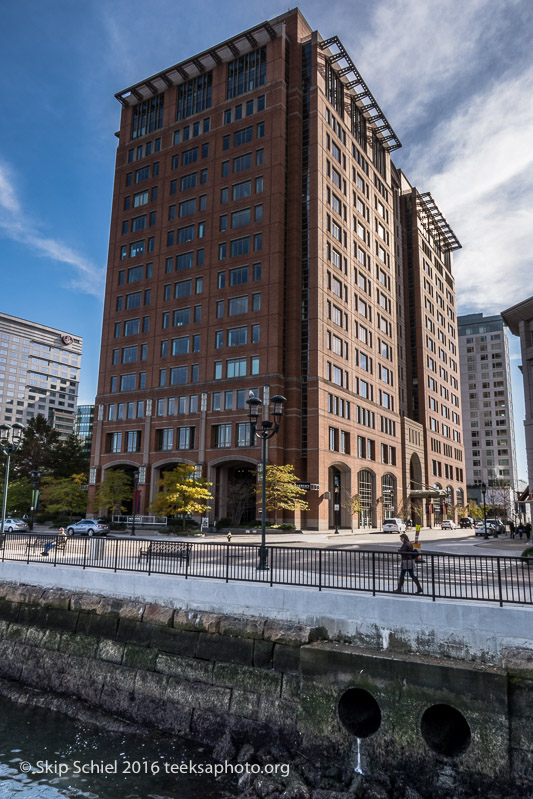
[393,533,423,594]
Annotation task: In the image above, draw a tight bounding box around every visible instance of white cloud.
[404,64,533,312]
[0,162,105,298]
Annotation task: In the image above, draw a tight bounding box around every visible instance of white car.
[441,520,456,530]
[3,517,29,532]
[383,518,407,533]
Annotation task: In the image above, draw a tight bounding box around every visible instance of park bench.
[137,540,192,564]
[26,535,67,554]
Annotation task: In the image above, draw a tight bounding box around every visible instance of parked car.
[383,518,407,533]
[475,522,498,537]
[2,518,29,532]
[459,517,474,528]
[441,520,456,530]
[66,519,109,537]
[486,518,505,534]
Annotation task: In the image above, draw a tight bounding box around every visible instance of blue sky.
[1,0,532,479]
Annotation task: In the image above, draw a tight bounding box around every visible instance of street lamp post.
[0,423,24,541]
[481,482,488,540]
[246,392,286,571]
[29,469,42,532]
[130,470,139,537]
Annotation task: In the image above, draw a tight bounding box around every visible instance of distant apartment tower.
[502,297,533,511]
[0,313,82,438]
[89,8,465,529]
[75,404,95,456]
[458,313,518,495]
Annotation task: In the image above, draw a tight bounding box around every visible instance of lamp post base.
[257,547,269,571]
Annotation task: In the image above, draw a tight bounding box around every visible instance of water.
[0,698,237,798]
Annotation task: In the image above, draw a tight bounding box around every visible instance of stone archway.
[209,458,259,525]
[328,463,352,529]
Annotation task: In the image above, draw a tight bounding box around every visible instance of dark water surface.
[0,698,237,798]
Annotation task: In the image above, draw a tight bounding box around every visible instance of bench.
[138,540,192,564]
[26,535,67,554]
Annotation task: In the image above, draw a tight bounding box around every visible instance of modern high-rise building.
[458,313,518,491]
[75,404,95,457]
[0,312,82,439]
[89,8,466,529]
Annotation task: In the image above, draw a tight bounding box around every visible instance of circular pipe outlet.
[338,687,382,738]
[421,703,471,757]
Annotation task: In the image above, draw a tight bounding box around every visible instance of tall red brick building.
[89,8,465,530]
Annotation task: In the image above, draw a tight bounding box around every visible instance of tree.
[12,415,60,477]
[0,478,32,515]
[344,492,361,529]
[467,499,484,521]
[94,470,132,515]
[258,464,309,523]
[49,435,89,479]
[149,464,213,528]
[40,474,88,521]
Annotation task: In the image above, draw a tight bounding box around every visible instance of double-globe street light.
[246,392,286,571]
[0,423,24,541]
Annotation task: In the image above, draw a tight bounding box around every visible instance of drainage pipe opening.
[338,688,381,738]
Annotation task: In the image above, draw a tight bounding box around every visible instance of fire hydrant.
[227,532,232,543]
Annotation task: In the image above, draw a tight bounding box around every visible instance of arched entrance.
[100,463,140,516]
[210,459,258,524]
[328,463,352,529]
[382,474,396,521]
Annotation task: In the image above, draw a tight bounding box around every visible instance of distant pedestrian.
[407,519,413,528]
[393,533,423,595]
[525,523,531,541]
[509,521,515,538]
[518,524,524,540]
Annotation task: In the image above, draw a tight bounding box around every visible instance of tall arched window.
[456,487,464,507]
[358,470,373,528]
[382,474,396,517]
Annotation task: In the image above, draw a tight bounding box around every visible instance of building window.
[213,424,232,448]
[178,426,195,450]
[157,428,173,451]
[227,47,266,99]
[132,94,164,139]
[177,72,212,119]
[227,358,247,378]
[236,422,251,447]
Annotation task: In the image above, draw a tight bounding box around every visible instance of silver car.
[66,519,109,537]
[3,517,29,532]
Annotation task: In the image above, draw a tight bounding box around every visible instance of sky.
[1,0,532,478]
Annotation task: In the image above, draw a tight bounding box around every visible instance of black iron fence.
[1,533,532,607]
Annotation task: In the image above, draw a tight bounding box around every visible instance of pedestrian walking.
[518,524,524,540]
[509,520,515,538]
[525,523,531,541]
[393,533,423,594]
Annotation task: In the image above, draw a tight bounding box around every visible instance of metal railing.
[111,515,167,526]
[1,533,532,607]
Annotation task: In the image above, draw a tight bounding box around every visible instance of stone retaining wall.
[1,580,533,797]
[0,581,325,751]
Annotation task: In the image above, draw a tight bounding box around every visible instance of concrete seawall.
[0,568,532,796]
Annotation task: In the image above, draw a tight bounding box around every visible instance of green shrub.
[216,517,231,530]
[521,547,533,558]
